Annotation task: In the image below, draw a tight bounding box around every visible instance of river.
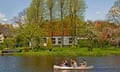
[0,55,120,72]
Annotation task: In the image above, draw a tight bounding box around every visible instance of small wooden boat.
[54,65,94,70]
[1,49,22,56]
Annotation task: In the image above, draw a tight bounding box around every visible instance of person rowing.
[71,59,77,67]
[61,60,69,67]
[80,59,87,67]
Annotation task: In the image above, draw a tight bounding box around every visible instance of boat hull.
[54,65,94,70]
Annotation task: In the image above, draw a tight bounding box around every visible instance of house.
[44,20,78,46]
[0,32,4,43]
[0,24,13,43]
[45,36,78,46]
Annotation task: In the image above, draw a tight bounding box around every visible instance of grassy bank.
[14,47,120,56]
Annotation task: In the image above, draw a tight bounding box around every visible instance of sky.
[0,0,31,24]
[85,0,115,21]
[0,0,115,24]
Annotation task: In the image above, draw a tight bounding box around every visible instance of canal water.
[0,56,120,72]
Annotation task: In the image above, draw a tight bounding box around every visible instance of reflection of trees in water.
[21,56,54,72]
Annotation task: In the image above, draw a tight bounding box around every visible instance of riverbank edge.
[13,47,120,56]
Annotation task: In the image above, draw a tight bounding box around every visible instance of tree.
[12,0,86,48]
[85,21,98,49]
[12,0,46,49]
[47,38,52,51]
[26,0,46,49]
[60,0,65,48]
[66,0,86,46]
[12,9,29,47]
[47,0,55,37]
[46,0,56,48]
[107,0,120,25]
[107,0,120,47]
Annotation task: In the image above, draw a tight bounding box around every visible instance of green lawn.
[14,47,120,56]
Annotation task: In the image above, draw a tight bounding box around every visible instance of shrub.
[47,38,53,51]
[0,43,5,50]
[24,47,29,52]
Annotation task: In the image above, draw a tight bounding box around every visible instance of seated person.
[80,59,87,67]
[71,59,77,67]
[61,60,69,67]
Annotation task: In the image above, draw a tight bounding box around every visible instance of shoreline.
[13,47,120,56]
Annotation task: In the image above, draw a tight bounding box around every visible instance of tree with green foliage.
[59,0,65,48]
[46,0,56,48]
[12,0,86,49]
[47,0,55,37]
[47,38,52,51]
[26,0,46,49]
[66,0,86,46]
[12,0,46,49]
[85,21,98,49]
[12,9,29,47]
[4,37,15,49]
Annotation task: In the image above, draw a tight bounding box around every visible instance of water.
[0,56,120,72]
[0,56,53,72]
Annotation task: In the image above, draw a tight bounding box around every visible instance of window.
[44,38,47,43]
[52,38,56,44]
[69,38,72,43]
[58,38,61,44]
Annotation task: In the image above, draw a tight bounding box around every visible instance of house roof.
[0,24,13,37]
[44,20,71,36]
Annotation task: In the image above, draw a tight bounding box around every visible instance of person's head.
[64,60,68,63]
[71,59,76,62]
[83,59,86,62]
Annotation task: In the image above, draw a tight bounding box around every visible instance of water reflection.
[0,56,120,72]
[0,56,54,72]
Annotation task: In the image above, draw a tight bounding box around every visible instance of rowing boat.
[54,65,94,70]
